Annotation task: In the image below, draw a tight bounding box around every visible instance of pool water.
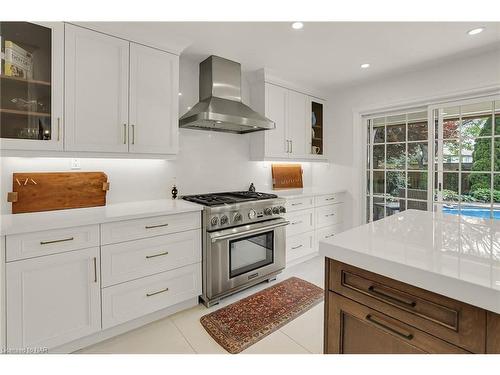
[443,207,500,220]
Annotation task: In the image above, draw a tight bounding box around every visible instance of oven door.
[206,219,288,299]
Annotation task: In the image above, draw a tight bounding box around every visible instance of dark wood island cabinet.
[324,259,500,354]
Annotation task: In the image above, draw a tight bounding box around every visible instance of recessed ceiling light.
[291,22,303,30]
[178,92,182,96]
[360,63,370,69]
[467,27,484,35]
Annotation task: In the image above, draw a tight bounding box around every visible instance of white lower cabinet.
[283,192,345,266]
[6,247,101,350]
[102,263,201,329]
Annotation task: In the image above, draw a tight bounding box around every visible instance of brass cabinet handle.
[291,220,303,225]
[290,140,293,153]
[123,124,127,144]
[368,285,417,308]
[40,237,74,245]
[131,124,135,144]
[57,117,61,141]
[93,257,97,283]
[366,314,414,340]
[324,233,335,239]
[325,213,335,217]
[291,244,303,250]
[146,287,169,297]
[291,202,303,206]
[145,251,169,259]
[145,223,169,229]
[325,197,335,201]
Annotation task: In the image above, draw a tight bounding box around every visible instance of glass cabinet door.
[0,22,62,149]
[311,99,324,156]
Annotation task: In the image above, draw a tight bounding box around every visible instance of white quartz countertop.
[266,187,347,199]
[0,199,202,236]
[319,210,500,314]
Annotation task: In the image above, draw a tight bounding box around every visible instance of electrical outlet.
[71,158,81,170]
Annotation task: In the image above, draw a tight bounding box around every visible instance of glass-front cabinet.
[309,98,326,158]
[0,22,63,150]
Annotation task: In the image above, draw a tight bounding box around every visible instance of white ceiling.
[77,22,500,90]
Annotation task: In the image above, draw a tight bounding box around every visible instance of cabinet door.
[325,292,469,354]
[264,83,289,158]
[129,43,179,154]
[0,22,63,151]
[309,97,326,158]
[287,90,308,158]
[6,247,101,350]
[64,24,129,152]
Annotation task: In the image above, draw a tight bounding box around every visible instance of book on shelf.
[3,40,33,79]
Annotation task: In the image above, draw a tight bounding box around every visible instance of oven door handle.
[210,221,289,243]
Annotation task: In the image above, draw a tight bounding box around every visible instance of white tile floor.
[77,255,325,354]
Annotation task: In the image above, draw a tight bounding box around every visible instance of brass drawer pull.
[366,314,414,340]
[325,213,335,217]
[291,244,303,250]
[146,287,169,297]
[291,221,303,225]
[325,197,335,201]
[291,202,303,206]
[145,223,169,229]
[368,285,417,308]
[146,251,169,259]
[93,257,97,283]
[324,234,335,239]
[40,237,74,245]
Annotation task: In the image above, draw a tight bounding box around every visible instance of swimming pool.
[442,207,500,220]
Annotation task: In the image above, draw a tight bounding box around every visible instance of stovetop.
[182,191,278,207]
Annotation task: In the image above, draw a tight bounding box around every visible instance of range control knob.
[248,209,257,219]
[272,207,280,214]
[233,212,242,222]
[279,206,286,213]
[220,215,229,225]
[264,207,273,216]
[210,216,219,226]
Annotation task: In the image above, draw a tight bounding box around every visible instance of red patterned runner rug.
[200,277,323,353]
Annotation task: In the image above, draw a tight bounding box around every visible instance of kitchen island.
[319,209,500,354]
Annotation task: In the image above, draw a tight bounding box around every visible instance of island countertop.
[319,209,500,314]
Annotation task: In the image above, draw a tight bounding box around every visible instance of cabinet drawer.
[101,212,201,245]
[315,193,343,207]
[315,204,342,228]
[286,231,315,264]
[326,292,469,354]
[6,225,99,262]
[101,229,201,287]
[284,196,314,212]
[314,224,343,249]
[102,263,201,329]
[328,259,486,353]
[285,208,314,236]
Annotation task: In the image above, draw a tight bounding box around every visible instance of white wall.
[326,48,500,227]
[0,56,320,214]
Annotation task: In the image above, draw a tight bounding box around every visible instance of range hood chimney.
[179,56,275,134]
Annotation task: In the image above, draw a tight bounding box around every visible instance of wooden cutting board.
[271,164,303,189]
[8,172,109,214]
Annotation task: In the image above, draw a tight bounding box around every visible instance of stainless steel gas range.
[183,191,288,307]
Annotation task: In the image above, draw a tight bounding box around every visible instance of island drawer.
[327,259,486,353]
[325,292,469,354]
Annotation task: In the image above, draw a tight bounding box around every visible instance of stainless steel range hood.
[179,55,275,134]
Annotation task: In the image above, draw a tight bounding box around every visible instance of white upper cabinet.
[287,89,308,158]
[250,77,327,161]
[264,83,289,158]
[64,24,179,156]
[64,24,129,153]
[0,22,64,151]
[129,43,179,154]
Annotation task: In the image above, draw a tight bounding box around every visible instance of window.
[365,109,430,222]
